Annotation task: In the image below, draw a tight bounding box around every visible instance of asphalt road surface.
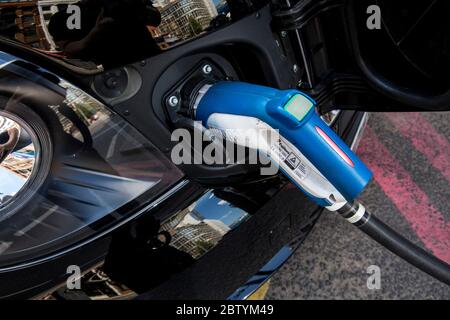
[267,112,450,300]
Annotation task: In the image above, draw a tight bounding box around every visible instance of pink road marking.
[385,113,450,183]
[357,126,450,263]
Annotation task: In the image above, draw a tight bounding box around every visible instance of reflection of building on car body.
[0,116,35,206]
[47,0,162,67]
[0,0,256,65]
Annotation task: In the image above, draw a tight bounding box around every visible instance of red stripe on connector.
[315,126,355,167]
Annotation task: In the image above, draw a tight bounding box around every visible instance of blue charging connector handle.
[196,81,373,202]
[196,81,450,286]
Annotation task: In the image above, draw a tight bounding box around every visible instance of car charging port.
[163,60,227,127]
[161,60,280,187]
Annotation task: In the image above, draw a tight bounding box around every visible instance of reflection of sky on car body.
[0,52,14,69]
[11,151,35,159]
[0,167,25,198]
[194,191,250,228]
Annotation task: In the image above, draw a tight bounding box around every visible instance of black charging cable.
[337,202,450,285]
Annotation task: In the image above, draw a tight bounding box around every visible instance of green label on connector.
[284,94,314,122]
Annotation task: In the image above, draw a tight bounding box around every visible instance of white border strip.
[346,203,366,224]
